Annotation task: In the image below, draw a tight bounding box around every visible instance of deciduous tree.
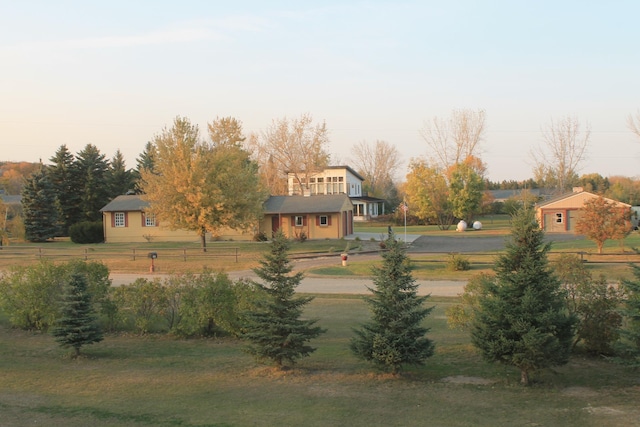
[257,113,330,194]
[574,196,632,254]
[471,208,575,385]
[351,233,435,374]
[140,116,267,251]
[404,159,453,229]
[242,231,325,368]
[420,108,486,171]
[532,115,589,193]
[628,110,640,141]
[447,160,484,222]
[350,139,401,204]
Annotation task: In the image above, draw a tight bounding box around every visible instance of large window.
[295,216,304,227]
[114,212,125,227]
[319,215,328,226]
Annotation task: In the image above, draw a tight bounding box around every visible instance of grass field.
[2,218,640,426]
[1,295,639,427]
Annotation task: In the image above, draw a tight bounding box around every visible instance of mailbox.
[148,252,158,259]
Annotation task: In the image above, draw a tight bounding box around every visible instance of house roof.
[0,194,21,205]
[324,165,365,182]
[263,194,352,214]
[100,195,149,212]
[488,189,541,201]
[101,193,353,215]
[536,190,631,209]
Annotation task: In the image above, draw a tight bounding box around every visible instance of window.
[114,212,125,227]
[144,213,156,227]
[555,212,563,223]
[295,216,304,227]
[319,215,328,226]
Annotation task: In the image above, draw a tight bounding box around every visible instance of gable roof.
[264,194,352,214]
[536,190,631,209]
[100,195,149,212]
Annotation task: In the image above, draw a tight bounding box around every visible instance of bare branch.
[420,109,486,170]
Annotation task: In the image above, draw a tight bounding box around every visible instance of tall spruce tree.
[132,141,157,193]
[52,272,104,357]
[107,149,135,198]
[75,144,110,222]
[22,167,60,242]
[350,233,435,374]
[48,145,82,235]
[471,208,575,385]
[242,231,325,368]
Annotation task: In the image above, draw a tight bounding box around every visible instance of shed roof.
[100,195,149,212]
[536,190,631,209]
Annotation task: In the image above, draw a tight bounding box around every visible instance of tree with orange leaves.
[575,196,632,254]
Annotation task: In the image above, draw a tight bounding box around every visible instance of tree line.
[6,108,640,242]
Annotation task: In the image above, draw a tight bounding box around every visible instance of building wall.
[261,212,348,239]
[103,212,256,243]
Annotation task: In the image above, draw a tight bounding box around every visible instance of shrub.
[446,253,470,271]
[0,260,111,331]
[294,230,307,242]
[253,231,268,242]
[69,221,104,244]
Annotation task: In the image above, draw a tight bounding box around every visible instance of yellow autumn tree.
[140,116,267,251]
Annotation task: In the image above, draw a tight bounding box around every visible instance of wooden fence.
[0,246,240,263]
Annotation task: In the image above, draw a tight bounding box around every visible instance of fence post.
[184,248,187,262]
[133,248,136,261]
[38,247,42,260]
[84,248,88,261]
[235,247,238,263]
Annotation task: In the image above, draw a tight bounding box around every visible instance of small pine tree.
[350,233,435,374]
[471,208,575,385]
[22,167,60,242]
[51,272,104,357]
[242,231,325,368]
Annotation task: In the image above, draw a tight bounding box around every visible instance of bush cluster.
[69,221,104,244]
[0,261,263,337]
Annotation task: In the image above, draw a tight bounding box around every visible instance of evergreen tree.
[242,231,325,368]
[47,145,82,235]
[350,233,435,374]
[471,208,575,385]
[133,141,156,193]
[75,144,110,222]
[618,262,640,365]
[52,272,104,357]
[22,167,60,242]
[107,149,135,198]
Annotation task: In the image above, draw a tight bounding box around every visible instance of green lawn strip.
[1,296,639,426]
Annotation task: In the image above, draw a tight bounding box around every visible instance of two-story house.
[287,165,385,221]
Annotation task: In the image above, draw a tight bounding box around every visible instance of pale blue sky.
[1,1,639,182]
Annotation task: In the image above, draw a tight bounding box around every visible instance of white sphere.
[456,220,467,232]
[473,221,482,230]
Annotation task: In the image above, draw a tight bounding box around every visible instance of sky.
[1,0,639,183]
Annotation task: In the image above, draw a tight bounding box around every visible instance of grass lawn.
[1,296,639,427]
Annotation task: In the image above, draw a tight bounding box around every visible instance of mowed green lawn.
[2,296,639,427]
